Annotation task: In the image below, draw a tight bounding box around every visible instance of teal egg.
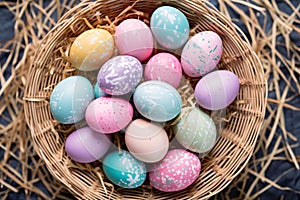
[50,76,94,124]
[174,107,217,153]
[94,83,107,98]
[103,150,147,188]
[133,80,182,122]
[150,6,190,50]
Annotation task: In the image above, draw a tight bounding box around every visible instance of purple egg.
[65,127,112,163]
[195,70,240,110]
[97,55,143,95]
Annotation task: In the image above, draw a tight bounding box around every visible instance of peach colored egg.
[85,97,133,134]
[125,119,169,163]
[149,149,201,192]
[69,29,114,71]
[144,53,182,88]
[115,19,153,62]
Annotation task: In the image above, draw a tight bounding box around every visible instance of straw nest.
[22,0,266,199]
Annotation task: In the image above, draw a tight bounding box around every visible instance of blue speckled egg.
[150,6,190,50]
[103,150,147,188]
[133,80,182,122]
[50,76,94,124]
[94,83,107,98]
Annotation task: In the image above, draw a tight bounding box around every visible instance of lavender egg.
[97,56,143,95]
[65,127,112,163]
[195,70,240,110]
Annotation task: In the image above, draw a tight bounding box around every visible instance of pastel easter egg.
[125,119,169,163]
[103,150,147,188]
[195,70,240,110]
[150,6,190,49]
[181,31,223,77]
[149,149,201,192]
[69,29,114,71]
[144,53,182,88]
[133,81,182,122]
[65,127,112,163]
[115,19,154,62]
[97,56,143,95]
[94,83,107,98]
[50,76,94,124]
[174,107,217,153]
[85,97,133,134]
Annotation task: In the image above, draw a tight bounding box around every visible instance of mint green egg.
[103,150,147,188]
[133,80,182,122]
[50,76,94,124]
[174,107,217,153]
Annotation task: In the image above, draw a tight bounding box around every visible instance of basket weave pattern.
[24,0,267,199]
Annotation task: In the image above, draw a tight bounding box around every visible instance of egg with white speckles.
[103,150,147,188]
[133,80,182,122]
[149,149,201,192]
[144,53,182,88]
[125,119,169,163]
[115,19,154,62]
[50,76,94,124]
[195,70,240,110]
[65,127,112,163]
[150,6,190,50]
[69,29,114,71]
[97,56,143,95]
[94,83,107,98]
[85,97,133,134]
[174,107,217,153]
[181,31,223,77]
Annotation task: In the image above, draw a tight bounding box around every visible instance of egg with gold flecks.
[149,149,201,192]
[174,107,217,154]
[69,29,114,71]
[103,150,147,189]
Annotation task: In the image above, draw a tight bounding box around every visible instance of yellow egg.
[69,29,114,71]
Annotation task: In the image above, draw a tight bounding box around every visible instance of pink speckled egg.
[149,149,201,192]
[195,70,240,110]
[181,31,223,77]
[65,127,112,163]
[85,97,133,134]
[115,19,153,62]
[125,119,169,163]
[144,53,182,88]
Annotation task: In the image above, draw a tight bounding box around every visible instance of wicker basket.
[24,0,267,199]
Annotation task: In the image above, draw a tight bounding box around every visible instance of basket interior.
[24,0,267,199]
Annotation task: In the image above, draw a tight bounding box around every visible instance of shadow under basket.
[24,0,267,199]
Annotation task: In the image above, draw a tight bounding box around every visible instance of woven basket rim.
[24,0,267,199]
